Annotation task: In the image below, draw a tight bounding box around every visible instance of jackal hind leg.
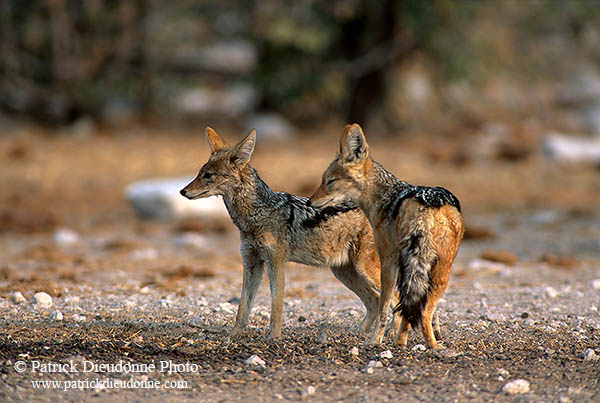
[433,308,442,340]
[393,315,410,347]
[420,298,440,349]
[330,262,379,334]
[231,249,264,337]
[266,252,286,339]
[367,262,398,345]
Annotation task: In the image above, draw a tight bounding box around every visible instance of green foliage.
[1,0,599,124]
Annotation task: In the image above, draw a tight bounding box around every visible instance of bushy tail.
[392,232,436,327]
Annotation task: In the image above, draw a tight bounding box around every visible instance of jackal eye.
[326,178,336,185]
[202,172,213,180]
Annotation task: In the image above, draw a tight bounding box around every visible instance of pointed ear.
[205,127,229,154]
[230,129,256,169]
[339,124,369,163]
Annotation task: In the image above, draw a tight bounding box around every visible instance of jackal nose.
[179,189,186,197]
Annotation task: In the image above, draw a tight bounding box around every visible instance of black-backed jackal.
[180,127,397,339]
[310,124,464,349]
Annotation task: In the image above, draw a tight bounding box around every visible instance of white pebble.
[591,279,600,290]
[188,317,203,328]
[412,344,427,351]
[174,233,208,249]
[380,350,393,359]
[218,302,236,314]
[544,286,558,298]
[64,296,80,304]
[53,228,80,245]
[498,368,510,377]
[12,291,26,304]
[350,347,359,357]
[365,367,374,374]
[130,248,158,260]
[306,386,316,395]
[583,348,598,361]
[72,313,86,322]
[244,355,266,367]
[33,292,52,308]
[367,360,383,368]
[49,310,63,321]
[487,312,506,322]
[502,379,530,395]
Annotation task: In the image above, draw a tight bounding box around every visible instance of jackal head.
[180,127,256,199]
[310,123,370,208]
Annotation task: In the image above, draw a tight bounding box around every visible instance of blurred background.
[2,0,600,138]
[1,0,599,255]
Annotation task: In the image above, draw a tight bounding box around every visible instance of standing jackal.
[310,124,464,349]
[180,127,390,339]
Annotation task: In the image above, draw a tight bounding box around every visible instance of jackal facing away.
[180,127,395,339]
[310,124,465,349]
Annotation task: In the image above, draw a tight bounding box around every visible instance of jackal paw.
[365,334,383,346]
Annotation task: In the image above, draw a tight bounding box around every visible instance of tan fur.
[181,127,399,339]
[310,124,465,349]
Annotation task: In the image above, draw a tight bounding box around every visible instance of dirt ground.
[0,125,599,402]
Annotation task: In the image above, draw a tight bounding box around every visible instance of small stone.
[140,286,150,294]
[367,360,383,368]
[480,250,517,266]
[487,312,506,322]
[49,310,63,321]
[591,279,600,290]
[520,312,529,319]
[130,248,158,260]
[12,292,26,304]
[72,313,86,322]
[188,317,203,328]
[53,228,80,245]
[544,286,558,298]
[498,368,510,377]
[306,386,316,395]
[298,315,306,322]
[583,348,598,361]
[502,379,530,395]
[380,350,393,359]
[33,292,52,308]
[218,302,236,314]
[412,344,427,351]
[350,347,359,357]
[365,367,374,374]
[274,393,284,400]
[174,233,207,249]
[227,297,241,305]
[244,355,266,367]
